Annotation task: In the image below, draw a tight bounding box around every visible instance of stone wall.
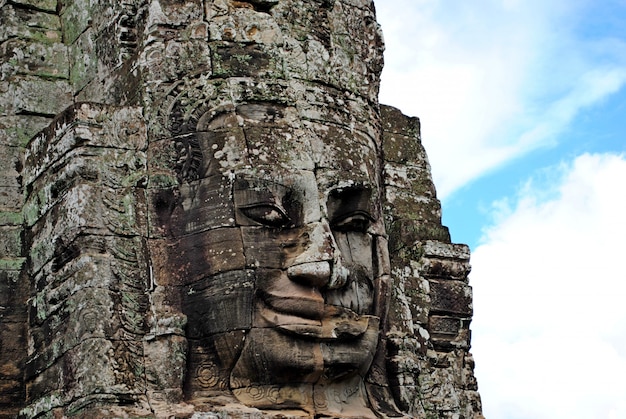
[0,1,482,417]
[381,106,481,417]
[1,2,70,416]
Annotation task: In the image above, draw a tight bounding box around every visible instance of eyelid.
[239,202,293,228]
[331,211,374,232]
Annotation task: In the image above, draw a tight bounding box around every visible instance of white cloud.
[375,0,626,199]
[470,153,626,419]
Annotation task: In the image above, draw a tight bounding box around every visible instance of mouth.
[256,297,371,340]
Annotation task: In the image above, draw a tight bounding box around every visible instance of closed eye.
[239,203,293,228]
[331,211,373,233]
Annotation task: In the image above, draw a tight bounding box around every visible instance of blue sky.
[375,1,626,418]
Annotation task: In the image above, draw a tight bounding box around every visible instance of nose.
[286,261,330,288]
[286,221,348,290]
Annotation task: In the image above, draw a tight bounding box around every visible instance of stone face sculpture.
[167,101,387,417]
[0,0,483,418]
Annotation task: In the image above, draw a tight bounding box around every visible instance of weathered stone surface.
[382,107,482,418]
[0,257,27,417]
[0,115,51,147]
[0,226,21,258]
[0,38,68,80]
[1,77,72,117]
[11,0,57,13]
[0,144,21,187]
[0,1,482,418]
[68,28,97,94]
[429,280,473,316]
[0,5,62,44]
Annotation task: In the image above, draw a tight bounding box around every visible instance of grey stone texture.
[0,0,483,418]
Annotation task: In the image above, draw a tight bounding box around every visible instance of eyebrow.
[233,176,302,224]
[233,176,291,196]
[236,103,290,125]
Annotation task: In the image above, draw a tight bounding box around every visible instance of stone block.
[240,226,308,269]
[29,285,121,357]
[381,105,420,138]
[23,103,147,189]
[141,38,212,84]
[0,144,22,188]
[68,28,97,94]
[93,4,143,66]
[102,186,149,237]
[421,241,471,261]
[1,76,71,117]
[0,210,22,226]
[60,0,94,45]
[384,163,437,199]
[0,186,23,210]
[0,38,68,80]
[462,353,479,391]
[386,218,451,250]
[146,137,178,176]
[0,257,25,271]
[26,184,109,274]
[210,42,277,78]
[0,5,62,44]
[168,175,236,237]
[206,4,282,44]
[146,186,176,239]
[149,0,203,26]
[388,267,431,328]
[384,192,438,234]
[143,333,187,400]
[382,131,428,166]
[185,331,246,397]
[0,266,27,411]
[0,378,23,411]
[325,2,383,100]
[0,115,51,147]
[314,125,376,170]
[24,337,145,414]
[380,105,426,168]
[29,235,148,322]
[428,315,460,340]
[183,270,254,338]
[429,280,473,316]
[0,265,25,315]
[298,90,380,139]
[419,255,471,281]
[231,327,321,387]
[428,316,471,350]
[11,0,57,12]
[23,158,99,226]
[150,227,245,286]
[0,226,22,258]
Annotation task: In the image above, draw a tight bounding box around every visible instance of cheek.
[182,270,255,338]
[334,231,374,276]
[326,232,375,314]
[240,226,309,268]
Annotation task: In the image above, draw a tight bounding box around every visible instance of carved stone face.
[168,102,385,416]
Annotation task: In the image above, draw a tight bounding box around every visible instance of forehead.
[198,102,380,187]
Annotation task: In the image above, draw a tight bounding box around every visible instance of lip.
[259,290,325,320]
[256,298,371,340]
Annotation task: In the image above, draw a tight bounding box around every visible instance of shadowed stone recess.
[0,0,482,418]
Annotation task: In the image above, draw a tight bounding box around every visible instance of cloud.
[470,152,626,418]
[375,0,626,199]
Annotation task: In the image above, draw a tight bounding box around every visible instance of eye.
[239,204,293,228]
[331,211,373,233]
